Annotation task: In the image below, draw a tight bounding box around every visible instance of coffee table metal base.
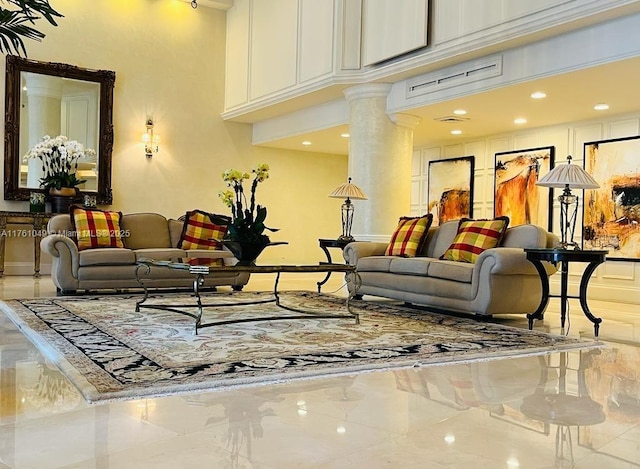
[135,263,361,335]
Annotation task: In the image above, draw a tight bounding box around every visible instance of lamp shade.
[328,178,368,200]
[536,157,600,189]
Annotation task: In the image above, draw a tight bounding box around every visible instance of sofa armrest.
[476,247,557,276]
[40,234,80,278]
[343,242,388,265]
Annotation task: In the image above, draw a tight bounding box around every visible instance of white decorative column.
[343,84,421,241]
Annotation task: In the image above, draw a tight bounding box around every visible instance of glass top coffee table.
[135,257,361,334]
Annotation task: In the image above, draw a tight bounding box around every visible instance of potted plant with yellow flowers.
[218,163,281,264]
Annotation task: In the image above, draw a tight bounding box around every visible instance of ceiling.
[258,56,640,156]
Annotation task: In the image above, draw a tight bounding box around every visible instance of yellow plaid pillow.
[178,210,230,250]
[441,217,510,263]
[385,214,433,257]
[70,206,125,251]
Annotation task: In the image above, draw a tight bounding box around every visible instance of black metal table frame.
[317,238,352,292]
[525,248,607,337]
[135,262,361,335]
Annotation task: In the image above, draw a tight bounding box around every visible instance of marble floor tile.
[0,274,638,468]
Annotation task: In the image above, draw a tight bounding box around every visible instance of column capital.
[390,113,422,130]
[343,83,392,102]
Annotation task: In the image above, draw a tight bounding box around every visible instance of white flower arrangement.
[24,135,96,190]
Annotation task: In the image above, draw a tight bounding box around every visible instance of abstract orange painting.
[494,146,554,229]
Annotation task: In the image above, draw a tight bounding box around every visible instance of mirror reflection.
[19,73,101,191]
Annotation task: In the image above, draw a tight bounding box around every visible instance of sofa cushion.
[70,206,125,251]
[389,257,432,276]
[357,256,394,272]
[122,213,172,249]
[428,260,474,283]
[179,210,230,250]
[441,217,510,263]
[134,248,186,261]
[79,248,136,267]
[385,214,433,257]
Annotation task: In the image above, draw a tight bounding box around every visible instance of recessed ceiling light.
[530,91,547,99]
[302,140,312,146]
[450,130,462,135]
[453,109,467,115]
[594,103,609,111]
[340,133,350,138]
[514,118,527,125]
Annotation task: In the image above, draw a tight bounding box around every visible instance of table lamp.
[536,155,600,250]
[328,178,367,241]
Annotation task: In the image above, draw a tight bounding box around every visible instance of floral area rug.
[0,291,594,404]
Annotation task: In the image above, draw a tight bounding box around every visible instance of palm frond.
[0,0,63,56]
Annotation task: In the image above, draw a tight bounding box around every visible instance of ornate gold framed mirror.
[4,55,115,204]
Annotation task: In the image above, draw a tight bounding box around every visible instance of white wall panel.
[412,113,640,304]
[608,119,640,138]
[362,0,428,66]
[225,0,250,109]
[249,0,298,100]
[434,0,572,44]
[299,0,334,83]
[339,0,362,70]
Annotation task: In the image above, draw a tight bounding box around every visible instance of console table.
[525,248,607,338]
[317,238,352,292]
[0,211,53,277]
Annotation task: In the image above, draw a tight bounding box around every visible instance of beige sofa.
[41,213,249,294]
[343,220,558,317]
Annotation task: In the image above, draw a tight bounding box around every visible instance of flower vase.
[222,240,270,266]
[49,187,76,214]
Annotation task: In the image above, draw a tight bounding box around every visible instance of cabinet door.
[362,0,428,66]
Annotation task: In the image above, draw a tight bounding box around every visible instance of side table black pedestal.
[317,238,352,292]
[525,248,607,338]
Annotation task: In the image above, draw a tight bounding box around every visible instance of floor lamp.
[536,156,600,250]
[328,178,367,242]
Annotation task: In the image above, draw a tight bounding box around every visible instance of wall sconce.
[142,118,160,158]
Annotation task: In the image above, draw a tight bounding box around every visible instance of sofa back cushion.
[422,220,460,258]
[501,224,555,248]
[121,213,171,249]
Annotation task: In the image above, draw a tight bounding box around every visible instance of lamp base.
[337,235,355,242]
[556,241,581,251]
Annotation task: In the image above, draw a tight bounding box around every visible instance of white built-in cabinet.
[224,0,429,112]
[362,0,429,66]
[225,0,336,110]
[224,0,632,117]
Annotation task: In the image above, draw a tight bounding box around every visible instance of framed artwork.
[494,146,554,230]
[428,156,474,225]
[583,135,640,261]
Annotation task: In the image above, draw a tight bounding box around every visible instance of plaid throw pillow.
[70,206,125,251]
[441,217,510,263]
[178,210,230,250]
[385,214,433,257]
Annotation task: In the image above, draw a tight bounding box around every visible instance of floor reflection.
[1,274,639,468]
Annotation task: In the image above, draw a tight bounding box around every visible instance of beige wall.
[1,0,347,273]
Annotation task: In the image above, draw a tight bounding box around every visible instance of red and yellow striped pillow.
[178,210,230,250]
[441,217,510,263]
[385,214,433,257]
[70,206,125,251]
